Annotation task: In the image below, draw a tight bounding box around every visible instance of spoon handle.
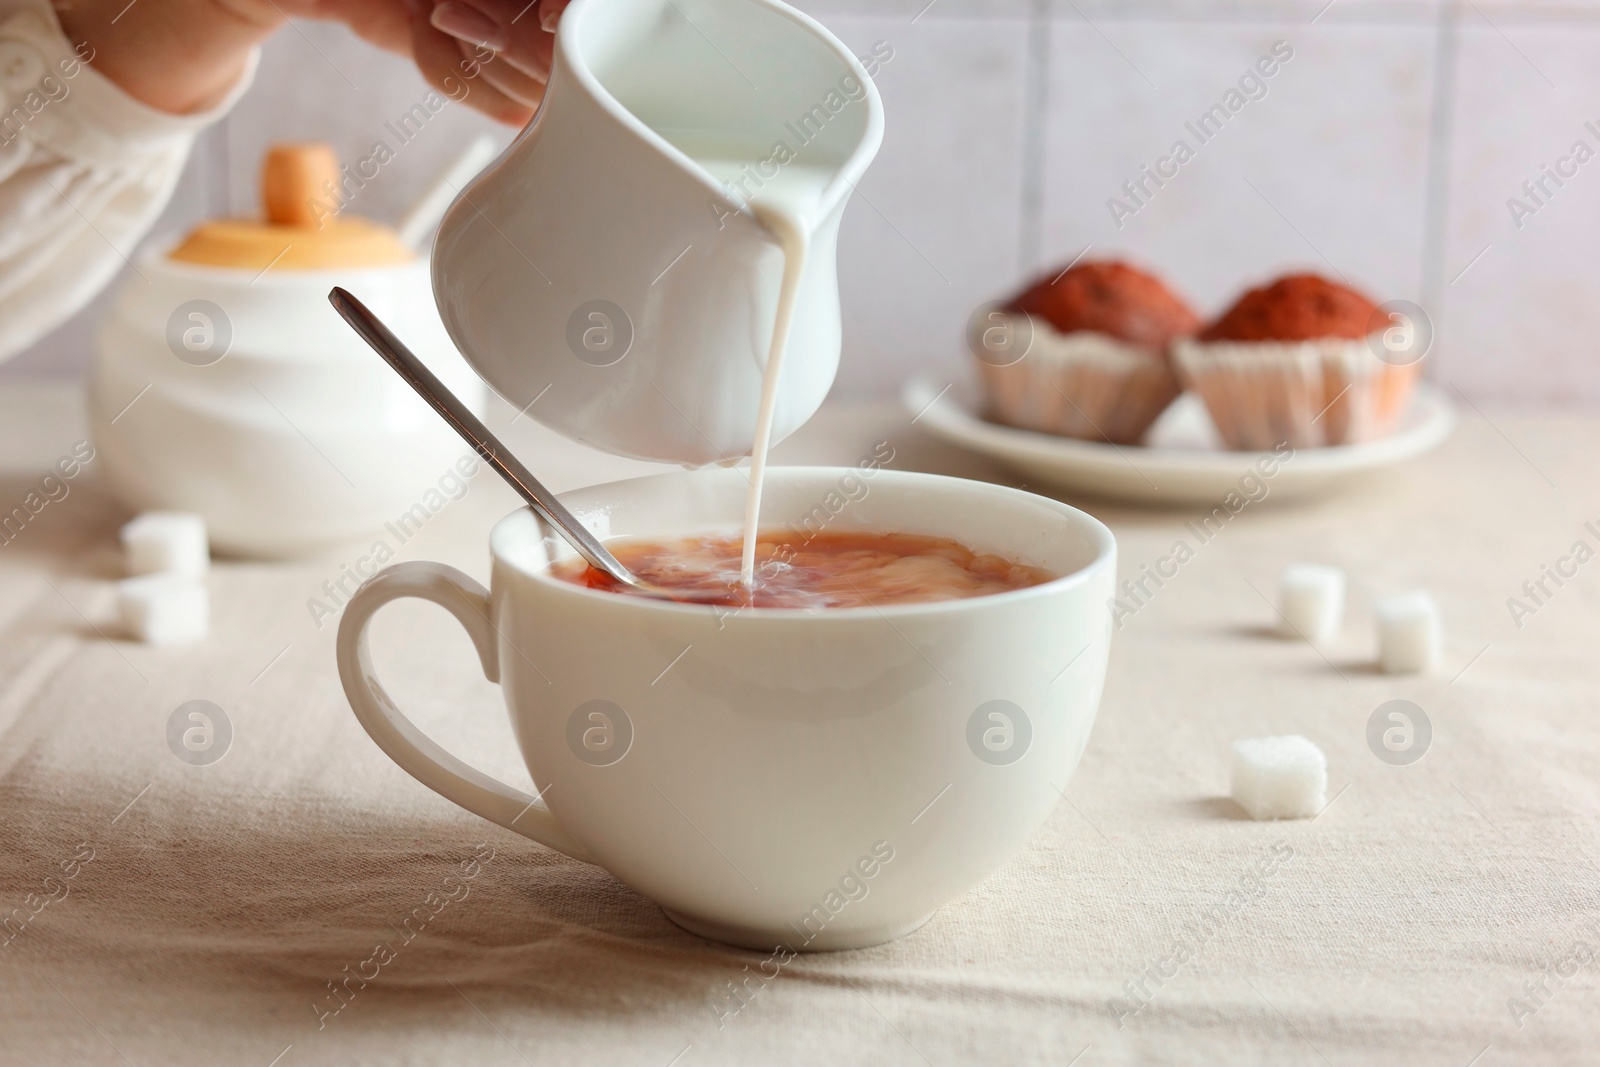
[328,287,633,585]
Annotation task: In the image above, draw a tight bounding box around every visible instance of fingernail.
[539,0,570,33]
[431,2,509,51]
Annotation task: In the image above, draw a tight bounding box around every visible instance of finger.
[431,0,553,81]
[411,16,533,126]
[511,21,555,81]
[316,0,414,55]
[457,38,546,109]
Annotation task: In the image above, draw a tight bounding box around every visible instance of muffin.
[972,261,1199,445]
[1173,274,1421,450]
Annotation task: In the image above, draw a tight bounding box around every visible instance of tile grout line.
[792,1,1600,29]
[210,117,233,219]
[1417,0,1463,389]
[1017,0,1052,275]
[803,2,1482,28]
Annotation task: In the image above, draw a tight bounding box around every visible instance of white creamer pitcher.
[432,0,883,466]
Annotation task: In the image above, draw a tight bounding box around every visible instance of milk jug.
[431,0,883,466]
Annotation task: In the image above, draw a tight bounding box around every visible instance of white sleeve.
[0,0,257,361]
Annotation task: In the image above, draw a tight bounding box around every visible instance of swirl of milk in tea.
[692,160,830,587]
[550,531,1055,609]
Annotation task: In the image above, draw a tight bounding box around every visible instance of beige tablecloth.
[1,381,1596,1065]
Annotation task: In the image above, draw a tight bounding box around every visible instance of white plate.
[902,376,1456,505]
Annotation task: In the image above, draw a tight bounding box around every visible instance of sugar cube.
[1374,591,1440,675]
[1278,564,1344,642]
[117,574,209,645]
[1230,735,1327,820]
[121,511,209,579]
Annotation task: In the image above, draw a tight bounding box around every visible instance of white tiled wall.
[1037,20,1436,313]
[1440,20,1600,405]
[6,0,1600,407]
[822,9,1034,398]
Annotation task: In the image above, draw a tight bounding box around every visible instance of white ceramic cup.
[336,467,1115,950]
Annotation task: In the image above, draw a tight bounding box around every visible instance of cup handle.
[336,561,594,864]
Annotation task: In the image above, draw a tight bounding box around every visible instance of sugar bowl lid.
[168,143,414,272]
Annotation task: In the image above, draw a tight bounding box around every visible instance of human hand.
[51,0,571,124]
[418,0,574,122]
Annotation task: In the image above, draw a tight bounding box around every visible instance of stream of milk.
[693,160,831,587]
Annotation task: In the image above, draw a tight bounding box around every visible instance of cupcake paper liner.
[1172,336,1422,451]
[976,325,1182,445]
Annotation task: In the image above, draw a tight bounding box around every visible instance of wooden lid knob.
[166,140,414,271]
[262,142,340,229]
